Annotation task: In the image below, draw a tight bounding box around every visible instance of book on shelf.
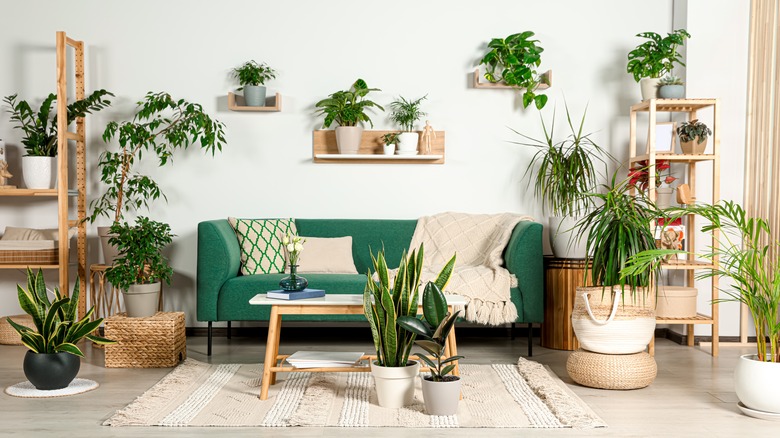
[266,288,325,300]
[286,350,365,368]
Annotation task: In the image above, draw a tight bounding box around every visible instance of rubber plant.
[363,245,456,367]
[3,90,113,156]
[315,78,384,128]
[479,31,548,109]
[626,29,691,82]
[6,268,115,356]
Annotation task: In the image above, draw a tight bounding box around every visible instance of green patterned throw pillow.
[228,217,297,275]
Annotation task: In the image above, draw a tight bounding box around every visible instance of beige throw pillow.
[289,236,358,274]
[2,226,76,241]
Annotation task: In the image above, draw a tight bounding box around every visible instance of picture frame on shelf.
[646,122,676,154]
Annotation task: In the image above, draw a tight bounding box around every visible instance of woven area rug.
[5,378,99,398]
[104,357,606,429]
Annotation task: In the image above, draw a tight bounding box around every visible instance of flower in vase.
[284,233,306,266]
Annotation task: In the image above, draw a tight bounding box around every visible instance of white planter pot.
[242,85,267,107]
[97,226,120,265]
[549,216,587,259]
[382,143,396,156]
[421,375,461,415]
[123,282,161,318]
[396,132,420,154]
[571,286,656,355]
[655,187,675,209]
[335,126,364,154]
[735,354,780,414]
[640,78,661,100]
[370,361,420,408]
[655,286,697,318]
[22,156,57,189]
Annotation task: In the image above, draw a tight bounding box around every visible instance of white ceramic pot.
[735,354,780,414]
[655,286,698,318]
[242,85,267,107]
[421,375,461,415]
[549,216,587,259]
[571,286,656,355]
[22,156,57,189]
[123,282,161,318]
[382,143,396,156]
[98,226,120,265]
[396,132,420,154]
[640,77,661,101]
[655,187,675,209]
[335,126,364,154]
[370,361,420,408]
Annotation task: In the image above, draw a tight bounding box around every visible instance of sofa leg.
[527,323,533,357]
[227,321,232,339]
[208,322,213,357]
[510,322,516,340]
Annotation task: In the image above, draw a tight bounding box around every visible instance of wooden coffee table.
[249,293,467,400]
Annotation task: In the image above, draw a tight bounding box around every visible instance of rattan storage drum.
[0,314,35,345]
[104,312,186,368]
[567,349,657,390]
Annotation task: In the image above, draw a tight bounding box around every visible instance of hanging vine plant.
[479,31,548,110]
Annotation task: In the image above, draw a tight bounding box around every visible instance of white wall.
[0,0,749,336]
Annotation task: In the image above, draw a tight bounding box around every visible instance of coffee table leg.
[260,305,281,400]
[447,324,459,377]
[269,310,282,385]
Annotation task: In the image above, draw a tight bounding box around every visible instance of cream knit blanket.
[409,212,533,325]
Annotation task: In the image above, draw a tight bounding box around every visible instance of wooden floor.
[0,333,775,437]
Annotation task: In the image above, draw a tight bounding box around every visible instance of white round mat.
[5,378,99,398]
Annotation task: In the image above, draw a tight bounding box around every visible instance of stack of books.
[267,288,325,300]
[285,351,365,368]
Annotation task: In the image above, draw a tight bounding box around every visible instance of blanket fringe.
[465,299,518,326]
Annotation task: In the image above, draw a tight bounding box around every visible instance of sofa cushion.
[287,236,358,274]
[228,217,297,275]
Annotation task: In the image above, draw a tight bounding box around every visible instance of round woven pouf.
[0,314,34,345]
[567,349,657,390]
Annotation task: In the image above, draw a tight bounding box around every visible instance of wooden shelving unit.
[0,32,88,317]
[227,92,281,112]
[628,98,720,357]
[472,68,552,89]
[312,130,445,164]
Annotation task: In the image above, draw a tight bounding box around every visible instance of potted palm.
[380,132,399,156]
[398,281,464,416]
[479,31,549,109]
[676,119,711,154]
[511,102,610,258]
[626,29,690,100]
[3,90,113,189]
[6,268,115,390]
[389,95,427,154]
[363,245,455,408]
[105,217,174,318]
[315,78,383,154]
[231,60,276,107]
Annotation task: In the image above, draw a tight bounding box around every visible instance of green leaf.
[55,343,84,357]
[422,282,448,327]
[397,316,431,338]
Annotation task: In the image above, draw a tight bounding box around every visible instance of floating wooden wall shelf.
[472,69,552,89]
[227,92,282,112]
[312,130,445,164]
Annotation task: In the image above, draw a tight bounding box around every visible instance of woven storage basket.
[0,314,35,345]
[567,349,657,390]
[0,248,57,264]
[104,312,186,368]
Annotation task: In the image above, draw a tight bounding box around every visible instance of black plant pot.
[23,350,80,390]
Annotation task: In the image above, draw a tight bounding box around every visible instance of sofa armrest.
[197,219,241,321]
[504,221,544,322]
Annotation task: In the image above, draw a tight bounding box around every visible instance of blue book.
[266,288,326,300]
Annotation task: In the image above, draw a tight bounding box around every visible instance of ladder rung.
[65,132,84,141]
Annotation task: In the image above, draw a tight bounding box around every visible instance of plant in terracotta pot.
[231,60,276,107]
[315,78,384,154]
[363,244,455,408]
[658,75,685,99]
[380,132,399,156]
[6,268,115,390]
[398,281,464,416]
[626,29,690,100]
[3,90,113,189]
[479,31,549,109]
[676,119,711,154]
[389,95,427,154]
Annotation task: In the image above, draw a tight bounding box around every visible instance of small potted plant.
[6,268,115,390]
[479,31,548,109]
[676,119,711,154]
[389,95,427,154]
[657,75,685,99]
[105,216,174,318]
[3,90,113,189]
[628,159,677,208]
[315,79,383,154]
[398,281,464,416]
[380,132,399,156]
[231,60,276,107]
[626,29,691,100]
[363,245,455,408]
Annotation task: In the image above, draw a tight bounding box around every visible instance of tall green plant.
[479,31,548,109]
[622,201,780,362]
[389,95,427,132]
[363,245,455,367]
[315,79,384,128]
[626,29,691,82]
[105,217,175,290]
[6,269,115,356]
[3,90,114,157]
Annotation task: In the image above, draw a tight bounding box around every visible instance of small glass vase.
[279,264,308,291]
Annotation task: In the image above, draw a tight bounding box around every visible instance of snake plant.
[6,268,115,357]
[363,245,455,367]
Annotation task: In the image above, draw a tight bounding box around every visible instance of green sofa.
[197,218,544,355]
